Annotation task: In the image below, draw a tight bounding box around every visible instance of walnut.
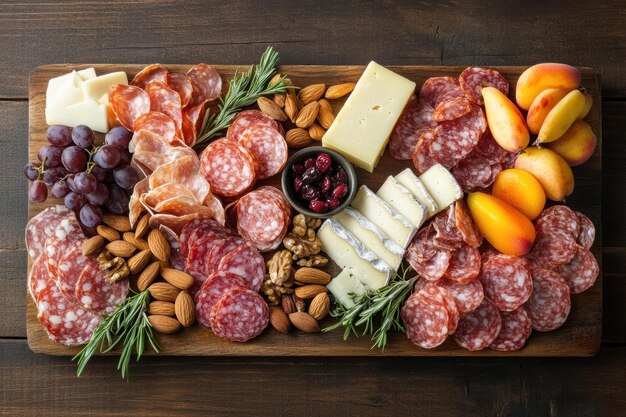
[261,274,293,305]
[267,250,292,285]
[296,254,329,267]
[292,214,320,241]
[283,233,321,259]
[96,250,130,283]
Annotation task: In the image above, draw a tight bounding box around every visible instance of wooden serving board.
[27,64,602,357]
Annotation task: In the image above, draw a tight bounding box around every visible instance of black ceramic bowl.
[281,146,357,219]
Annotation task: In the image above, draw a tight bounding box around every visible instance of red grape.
[90,165,107,182]
[29,180,48,202]
[86,183,109,206]
[119,149,132,166]
[61,146,87,173]
[74,172,97,194]
[64,191,85,210]
[37,145,63,168]
[113,166,139,189]
[93,145,121,169]
[46,125,73,147]
[51,181,70,199]
[24,162,40,181]
[79,203,102,228]
[105,126,132,150]
[42,166,67,185]
[72,125,95,149]
[106,185,129,214]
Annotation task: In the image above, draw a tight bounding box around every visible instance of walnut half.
[267,250,292,285]
[283,233,321,259]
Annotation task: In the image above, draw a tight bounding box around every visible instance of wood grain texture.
[26,64,602,357]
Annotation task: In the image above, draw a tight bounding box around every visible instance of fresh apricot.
[492,169,546,220]
[514,147,575,201]
[526,88,570,135]
[516,63,582,110]
[546,120,597,166]
[482,86,529,152]
[537,90,590,144]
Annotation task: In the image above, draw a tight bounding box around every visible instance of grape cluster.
[25,124,140,229]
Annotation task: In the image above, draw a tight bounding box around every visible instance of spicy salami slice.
[450,150,494,193]
[432,208,463,248]
[210,287,269,342]
[525,222,576,269]
[412,128,440,174]
[218,243,265,292]
[187,64,222,107]
[429,123,480,169]
[453,298,502,351]
[25,206,72,260]
[131,63,168,89]
[433,97,472,122]
[489,306,532,351]
[199,138,257,198]
[227,110,279,143]
[166,73,193,107]
[433,277,484,315]
[179,219,230,257]
[401,290,450,349]
[29,254,53,303]
[536,205,580,239]
[474,130,511,164]
[389,97,436,160]
[420,286,460,335]
[434,84,467,109]
[574,211,595,250]
[45,214,84,276]
[185,233,230,295]
[444,243,481,284]
[75,263,129,314]
[145,80,183,138]
[556,245,599,294]
[133,111,177,144]
[194,271,248,329]
[459,67,509,106]
[455,200,483,247]
[236,188,290,252]
[238,125,288,180]
[479,254,533,312]
[524,269,571,332]
[454,103,488,136]
[419,76,459,107]
[109,84,151,131]
[56,240,89,301]
[181,102,208,146]
[405,225,437,263]
[410,249,452,281]
[206,237,245,275]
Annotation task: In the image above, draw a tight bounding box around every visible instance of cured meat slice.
[432,208,463,248]
[227,110,279,143]
[479,254,533,311]
[389,97,436,160]
[420,286,460,335]
[525,221,576,269]
[180,219,230,257]
[524,268,571,332]
[444,243,481,283]
[132,112,177,144]
[29,254,53,303]
[412,129,440,174]
[194,271,248,329]
[474,130,511,164]
[432,277,484,315]
[556,245,599,294]
[154,196,217,218]
[131,129,196,174]
[109,84,151,131]
[149,155,210,203]
[432,97,472,122]
[145,80,183,138]
[76,262,129,314]
[574,211,595,250]
[218,243,265,292]
[453,298,502,351]
[45,214,84,275]
[481,247,500,264]
[455,200,483,247]
[36,282,101,346]
[489,306,532,351]
[131,63,168,89]
[405,225,437,263]
[185,233,229,295]
[536,205,580,239]
[210,287,269,342]
[187,64,222,106]
[238,125,288,179]
[410,249,452,281]
[401,290,450,349]
[150,212,220,237]
[429,123,480,169]
[181,102,208,146]
[25,206,72,260]
[206,236,245,275]
[236,188,290,252]
[434,84,467,109]
[459,67,509,106]
[454,103,488,136]
[450,150,494,193]
[141,183,196,209]
[419,76,459,107]
[166,73,193,107]
[199,138,257,198]
[57,240,90,301]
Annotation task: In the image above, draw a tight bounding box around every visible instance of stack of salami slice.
[26,206,129,346]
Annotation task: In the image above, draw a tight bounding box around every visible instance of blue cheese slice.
[318,218,392,290]
[333,207,404,271]
[395,168,438,218]
[327,268,366,309]
[350,185,416,248]
[376,176,426,229]
[419,164,463,212]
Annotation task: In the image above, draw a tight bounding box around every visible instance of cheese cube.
[376,176,426,229]
[45,99,109,133]
[46,71,85,109]
[350,185,416,248]
[81,71,128,102]
[419,164,463,212]
[395,168,438,219]
[77,68,97,81]
[318,219,392,290]
[322,61,416,172]
[327,269,366,309]
[334,207,404,271]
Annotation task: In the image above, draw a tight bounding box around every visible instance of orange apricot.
[492,169,546,220]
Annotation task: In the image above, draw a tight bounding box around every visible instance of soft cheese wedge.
[318,218,392,290]
[376,176,426,229]
[326,268,366,309]
[81,71,128,101]
[322,61,416,172]
[350,185,416,248]
[45,99,109,133]
[395,168,438,218]
[419,164,463,213]
[334,207,404,271]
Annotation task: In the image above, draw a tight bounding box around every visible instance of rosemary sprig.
[322,265,417,350]
[72,289,159,379]
[194,46,292,147]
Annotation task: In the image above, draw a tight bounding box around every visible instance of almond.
[148,301,175,316]
[148,282,180,302]
[268,73,282,88]
[325,83,355,100]
[289,311,320,333]
[295,101,320,128]
[148,314,181,334]
[174,291,195,327]
[285,128,313,148]
[284,94,299,123]
[257,96,288,121]
[298,84,325,104]
[161,268,194,290]
[308,123,326,141]
[294,284,328,300]
[105,240,136,258]
[294,268,331,285]
[127,249,152,274]
[137,261,160,291]
[97,224,120,241]
[284,77,296,99]
[102,212,132,232]
[273,93,286,108]
[269,306,290,334]
[148,229,170,262]
[308,292,330,320]
[317,99,335,129]
[82,235,105,256]
[123,232,150,251]
[134,213,150,239]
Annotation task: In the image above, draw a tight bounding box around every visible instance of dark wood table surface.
[1,1,625,415]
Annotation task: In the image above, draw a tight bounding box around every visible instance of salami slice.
[574,211,595,250]
[432,97,472,122]
[453,298,502,351]
[405,225,437,263]
[481,247,500,264]
[410,249,452,281]
[401,290,450,349]
[525,221,576,269]
[489,306,532,351]
[166,73,193,107]
[474,130,511,164]
[556,245,599,294]
[25,206,72,260]
[185,233,230,295]
[524,269,571,332]
[433,277,484,315]
[206,237,245,275]
[389,97,436,160]
[199,138,257,198]
[238,125,288,179]
[194,271,248,329]
[479,254,533,312]
[186,64,222,107]
[179,219,230,257]
[432,208,463,248]
[181,102,207,147]
[454,103,488,136]
[218,243,265,292]
[236,188,290,252]
[227,110,279,143]
[131,64,168,89]
[56,240,89,301]
[455,200,483,247]
[450,150,494,193]
[444,243,481,284]
[36,282,101,346]
[459,67,509,106]
[420,286,460,335]
[29,253,53,303]
[536,205,580,239]
[146,80,183,138]
[210,287,269,342]
[76,263,129,314]
[109,84,151,131]
[45,214,84,276]
[133,112,177,144]
[419,76,459,107]
[412,128,440,174]
[429,123,480,169]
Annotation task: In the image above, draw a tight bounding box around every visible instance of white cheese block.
[376,176,426,229]
[395,168,438,219]
[318,218,392,290]
[81,71,128,102]
[98,93,109,105]
[327,268,366,309]
[45,99,109,133]
[46,71,85,109]
[333,207,404,271]
[77,68,97,81]
[322,61,416,172]
[419,164,463,212]
[350,185,416,248]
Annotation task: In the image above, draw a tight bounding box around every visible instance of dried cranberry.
[304,158,316,169]
[309,199,329,213]
[301,167,321,184]
[293,177,304,193]
[335,167,348,185]
[321,175,333,193]
[316,153,332,174]
[332,184,349,200]
[327,198,341,210]
[301,184,320,201]
[291,163,305,176]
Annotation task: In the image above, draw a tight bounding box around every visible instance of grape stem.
[36,157,47,180]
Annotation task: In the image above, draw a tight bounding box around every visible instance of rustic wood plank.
[1,1,626,99]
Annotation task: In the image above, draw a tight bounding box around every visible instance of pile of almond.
[257,76,355,148]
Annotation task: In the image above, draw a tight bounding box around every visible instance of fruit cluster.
[24,124,140,230]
